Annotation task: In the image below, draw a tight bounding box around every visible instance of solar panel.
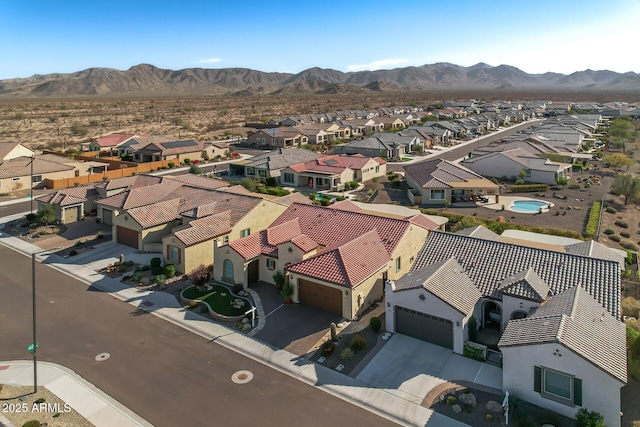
[324,159,338,165]
[162,140,198,149]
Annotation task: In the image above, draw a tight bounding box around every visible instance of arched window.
[511,310,528,320]
[223,259,234,280]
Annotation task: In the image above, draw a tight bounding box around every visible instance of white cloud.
[197,57,222,64]
[346,58,409,72]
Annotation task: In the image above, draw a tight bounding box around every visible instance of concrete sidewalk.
[0,361,152,427]
[0,217,469,426]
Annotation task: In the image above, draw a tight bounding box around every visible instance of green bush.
[133,271,144,281]
[350,334,367,350]
[604,228,616,235]
[183,158,190,164]
[167,162,175,168]
[446,396,456,404]
[117,265,127,272]
[369,316,382,333]
[151,266,163,275]
[141,265,150,271]
[621,231,631,238]
[584,201,601,238]
[339,348,355,361]
[508,184,549,193]
[154,274,166,285]
[21,421,41,427]
[150,257,162,268]
[463,343,485,362]
[164,264,176,278]
[574,408,605,427]
[485,414,493,422]
[605,206,617,213]
[616,220,629,228]
[468,316,478,341]
[265,177,276,187]
[609,235,621,242]
[25,213,36,221]
[233,283,244,294]
[34,398,45,404]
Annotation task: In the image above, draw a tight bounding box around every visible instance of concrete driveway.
[356,334,502,404]
[251,281,342,356]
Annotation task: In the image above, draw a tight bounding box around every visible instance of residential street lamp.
[30,252,38,392]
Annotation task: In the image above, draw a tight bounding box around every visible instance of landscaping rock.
[486,400,502,412]
[458,392,477,407]
[140,277,152,286]
[242,323,252,331]
[241,317,249,324]
[452,404,462,414]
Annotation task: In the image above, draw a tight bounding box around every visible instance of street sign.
[27,342,38,354]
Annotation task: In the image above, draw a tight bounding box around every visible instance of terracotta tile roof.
[36,185,97,206]
[266,218,302,245]
[402,213,440,230]
[286,229,390,287]
[98,181,183,209]
[229,218,317,260]
[499,285,626,383]
[94,174,162,190]
[288,154,384,175]
[290,234,318,252]
[328,200,362,212]
[173,210,232,246]
[95,133,136,148]
[412,231,621,318]
[127,198,182,228]
[393,257,481,315]
[0,156,74,179]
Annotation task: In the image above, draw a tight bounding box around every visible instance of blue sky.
[1,0,638,79]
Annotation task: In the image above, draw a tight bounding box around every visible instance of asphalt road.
[387,121,538,173]
[0,245,399,427]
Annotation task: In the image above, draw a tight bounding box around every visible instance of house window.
[375,166,380,173]
[261,138,266,145]
[258,169,267,178]
[246,167,255,176]
[395,256,401,272]
[168,246,180,263]
[283,173,294,184]
[430,189,445,200]
[535,366,581,406]
[266,258,275,270]
[32,175,42,183]
[223,259,234,280]
[12,177,20,181]
[240,228,250,238]
[223,235,229,244]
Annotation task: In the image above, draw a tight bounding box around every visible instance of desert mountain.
[1,62,638,98]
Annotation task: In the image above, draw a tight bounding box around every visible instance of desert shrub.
[151,266,163,275]
[508,184,549,193]
[133,271,144,281]
[605,206,617,213]
[350,334,367,350]
[485,414,493,421]
[609,234,621,242]
[21,421,42,427]
[183,158,190,164]
[265,177,276,187]
[320,340,335,356]
[621,241,640,251]
[25,213,36,221]
[621,231,631,238]
[167,162,175,168]
[468,316,478,341]
[623,297,640,318]
[446,396,456,404]
[190,264,210,286]
[369,316,382,333]
[584,201,601,238]
[616,220,629,228]
[339,348,355,361]
[154,274,166,285]
[574,408,605,427]
[604,228,615,235]
[163,264,176,278]
[117,265,127,272]
[69,250,78,256]
[233,283,244,294]
[150,257,162,268]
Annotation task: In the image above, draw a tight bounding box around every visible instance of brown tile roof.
[404,159,498,190]
[95,133,136,148]
[286,229,390,287]
[97,181,183,209]
[499,285,626,383]
[127,198,182,228]
[219,185,253,195]
[402,213,441,230]
[173,210,233,246]
[0,142,31,160]
[0,156,74,179]
[328,200,362,212]
[36,185,97,206]
[164,174,229,190]
[136,139,204,156]
[272,192,313,206]
[289,154,385,174]
[94,174,163,190]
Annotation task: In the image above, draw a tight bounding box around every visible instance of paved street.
[0,245,400,427]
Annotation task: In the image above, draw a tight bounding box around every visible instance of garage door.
[395,306,453,349]
[117,226,138,248]
[63,206,79,224]
[298,279,342,315]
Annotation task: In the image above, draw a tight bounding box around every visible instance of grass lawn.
[182,284,249,316]
[401,157,412,162]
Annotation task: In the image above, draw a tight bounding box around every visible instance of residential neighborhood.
[2,97,640,427]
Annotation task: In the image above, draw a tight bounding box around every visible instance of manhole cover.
[95,352,110,362]
[231,370,253,384]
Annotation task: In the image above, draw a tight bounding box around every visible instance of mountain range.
[1,63,639,98]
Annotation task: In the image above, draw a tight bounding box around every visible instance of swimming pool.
[510,200,549,213]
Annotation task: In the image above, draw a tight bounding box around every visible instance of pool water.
[511,200,548,213]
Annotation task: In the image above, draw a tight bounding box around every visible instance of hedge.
[584,201,601,238]
[463,343,485,362]
[508,184,550,193]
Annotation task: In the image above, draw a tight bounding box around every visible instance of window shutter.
[573,378,582,406]
[534,366,541,393]
[178,248,181,264]
[166,246,170,260]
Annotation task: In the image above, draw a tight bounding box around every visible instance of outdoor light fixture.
[419,294,426,301]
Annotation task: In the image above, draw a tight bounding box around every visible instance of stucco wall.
[501,295,541,331]
[213,246,246,285]
[359,161,386,182]
[232,200,287,239]
[141,221,180,248]
[501,343,623,427]
[384,281,467,354]
[388,226,430,280]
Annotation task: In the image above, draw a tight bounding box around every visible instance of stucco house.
[460,148,572,185]
[404,159,499,205]
[35,185,100,224]
[86,133,136,153]
[0,142,35,160]
[385,231,625,427]
[333,134,416,160]
[241,148,321,182]
[133,139,205,163]
[280,154,386,191]
[0,155,76,195]
[213,202,440,319]
[246,128,308,148]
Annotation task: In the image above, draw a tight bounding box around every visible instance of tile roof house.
[0,156,76,196]
[333,133,416,160]
[246,128,308,149]
[214,202,439,319]
[36,185,100,224]
[404,159,499,205]
[460,148,572,185]
[280,154,386,191]
[133,139,205,163]
[385,231,625,426]
[86,133,136,153]
[241,148,321,182]
[0,142,35,160]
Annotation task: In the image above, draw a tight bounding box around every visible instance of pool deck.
[479,195,553,213]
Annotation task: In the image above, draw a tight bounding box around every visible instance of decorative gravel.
[0,384,93,427]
